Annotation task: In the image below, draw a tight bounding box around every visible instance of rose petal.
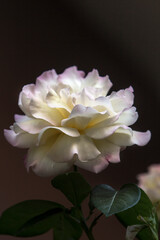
[110,87,134,112]
[32,161,73,177]
[85,125,130,140]
[61,105,99,130]
[29,99,65,126]
[148,164,160,173]
[94,96,114,113]
[84,69,112,97]
[58,66,85,92]
[47,134,100,163]
[35,70,58,100]
[18,84,36,116]
[46,88,72,113]
[94,139,120,163]
[131,130,151,146]
[38,126,80,145]
[26,145,73,177]
[15,115,50,134]
[75,155,109,173]
[4,129,37,148]
[36,69,58,90]
[75,135,101,162]
[74,88,95,106]
[107,127,134,146]
[108,129,151,147]
[115,107,138,126]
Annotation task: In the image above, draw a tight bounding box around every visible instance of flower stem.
[77,204,95,240]
[81,218,95,240]
[90,213,103,231]
[74,165,78,172]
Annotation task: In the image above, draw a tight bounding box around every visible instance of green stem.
[81,218,95,240]
[150,227,159,240]
[77,204,95,240]
[90,213,103,231]
[138,215,159,240]
[74,165,78,172]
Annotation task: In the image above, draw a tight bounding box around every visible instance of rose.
[4,66,151,177]
[137,164,160,220]
[137,165,160,201]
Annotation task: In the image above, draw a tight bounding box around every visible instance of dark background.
[0,0,159,239]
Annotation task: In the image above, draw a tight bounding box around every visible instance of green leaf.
[116,189,159,240]
[0,200,64,237]
[53,212,82,240]
[69,207,82,222]
[90,184,141,217]
[52,172,91,206]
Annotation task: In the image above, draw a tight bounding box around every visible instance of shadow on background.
[0,0,159,239]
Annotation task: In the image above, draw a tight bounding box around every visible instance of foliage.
[0,172,158,240]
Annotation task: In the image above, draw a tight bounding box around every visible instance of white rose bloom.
[4,67,151,177]
[137,164,160,220]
